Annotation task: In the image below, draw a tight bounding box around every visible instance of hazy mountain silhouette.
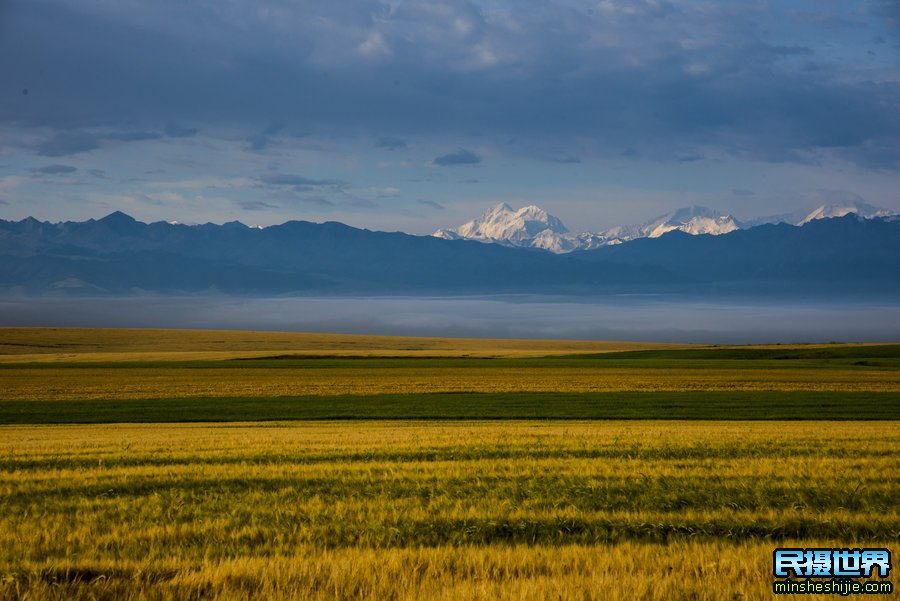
[0,212,897,296]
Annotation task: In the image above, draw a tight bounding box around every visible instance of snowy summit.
[433,202,896,254]
[434,204,743,253]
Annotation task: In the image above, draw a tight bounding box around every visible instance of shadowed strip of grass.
[4,473,896,513]
[1,391,897,424]
[258,516,900,547]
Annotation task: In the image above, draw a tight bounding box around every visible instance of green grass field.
[0,329,898,599]
[2,340,899,423]
[2,391,899,423]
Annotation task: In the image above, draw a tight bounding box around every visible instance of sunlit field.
[1,422,898,600]
[1,328,898,599]
[2,329,899,422]
[0,327,689,362]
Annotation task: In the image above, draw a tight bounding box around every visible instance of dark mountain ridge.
[0,212,897,296]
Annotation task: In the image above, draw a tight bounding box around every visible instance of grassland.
[1,421,898,600]
[0,328,898,599]
[0,326,689,362]
[1,329,898,422]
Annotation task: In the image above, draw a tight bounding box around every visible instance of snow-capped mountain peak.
[433,201,897,254]
[434,203,742,252]
[434,202,569,245]
[798,201,894,225]
[637,206,741,238]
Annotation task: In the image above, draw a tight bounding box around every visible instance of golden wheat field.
[1,328,898,599]
[5,363,900,401]
[1,421,898,600]
[0,327,689,362]
[3,328,899,404]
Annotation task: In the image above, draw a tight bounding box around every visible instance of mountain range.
[0,209,898,297]
[433,201,895,253]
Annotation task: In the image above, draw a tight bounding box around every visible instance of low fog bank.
[2,296,899,344]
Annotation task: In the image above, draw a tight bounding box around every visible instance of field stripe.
[1,391,898,423]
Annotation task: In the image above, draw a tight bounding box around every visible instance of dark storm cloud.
[2,0,899,168]
[31,164,77,175]
[434,149,481,166]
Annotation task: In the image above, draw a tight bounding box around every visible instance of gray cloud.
[417,199,445,210]
[344,195,378,208]
[35,128,172,158]
[257,173,344,186]
[549,155,580,164]
[105,130,161,142]
[164,122,199,138]
[766,45,814,57]
[239,200,279,211]
[434,149,481,166]
[247,121,285,151]
[375,136,407,150]
[295,196,335,206]
[37,132,101,157]
[732,189,755,197]
[870,0,900,27]
[32,164,78,175]
[2,0,898,169]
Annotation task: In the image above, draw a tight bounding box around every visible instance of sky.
[0,0,898,234]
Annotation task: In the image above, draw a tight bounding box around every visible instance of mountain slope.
[435,204,745,252]
[573,215,900,294]
[434,203,568,242]
[797,201,894,225]
[632,206,741,238]
[433,202,896,253]
[1,212,898,296]
[0,213,667,295]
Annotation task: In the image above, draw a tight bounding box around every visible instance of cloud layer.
[0,1,898,230]
[2,0,897,168]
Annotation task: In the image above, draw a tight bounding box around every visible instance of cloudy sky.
[1,0,898,234]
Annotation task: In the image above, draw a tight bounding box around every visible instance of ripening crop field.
[2,330,900,422]
[1,328,898,600]
[1,421,898,601]
[5,362,900,402]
